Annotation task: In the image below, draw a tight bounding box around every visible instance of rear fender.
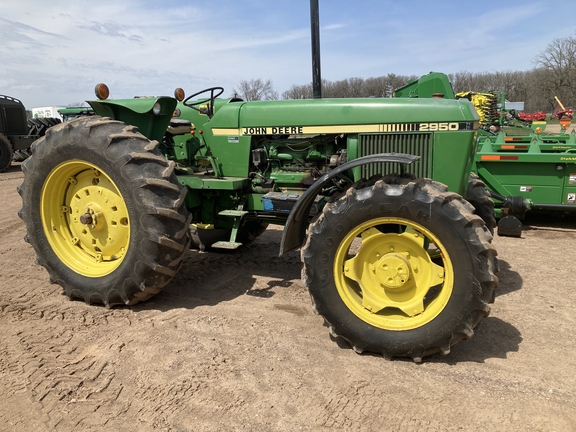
[280,153,419,254]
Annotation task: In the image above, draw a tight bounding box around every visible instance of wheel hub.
[78,205,104,231]
[79,212,93,225]
[376,253,411,289]
[41,160,130,277]
[335,219,454,330]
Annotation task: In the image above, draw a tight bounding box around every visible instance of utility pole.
[310,0,322,98]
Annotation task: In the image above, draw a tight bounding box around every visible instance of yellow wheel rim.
[41,160,130,277]
[334,218,454,331]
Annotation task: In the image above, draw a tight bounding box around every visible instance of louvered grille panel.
[359,133,432,179]
[5,107,27,133]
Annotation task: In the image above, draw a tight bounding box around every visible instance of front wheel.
[0,133,14,172]
[301,176,498,362]
[18,116,191,306]
[466,173,496,235]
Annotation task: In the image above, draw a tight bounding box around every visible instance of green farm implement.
[395,72,576,236]
[57,106,95,122]
[474,120,576,235]
[18,82,497,361]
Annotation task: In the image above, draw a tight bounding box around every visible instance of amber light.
[174,88,185,101]
[94,83,110,100]
[535,127,542,134]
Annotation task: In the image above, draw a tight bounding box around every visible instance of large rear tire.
[0,133,14,172]
[301,175,498,362]
[27,117,61,136]
[13,118,63,162]
[18,116,191,306]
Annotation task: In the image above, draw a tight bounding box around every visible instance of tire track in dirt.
[1,301,128,429]
[3,161,576,431]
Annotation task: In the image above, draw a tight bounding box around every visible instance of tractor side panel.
[205,98,479,184]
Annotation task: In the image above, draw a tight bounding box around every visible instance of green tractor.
[0,94,61,171]
[18,83,498,361]
[57,106,95,122]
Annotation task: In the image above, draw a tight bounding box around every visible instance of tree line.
[232,33,576,113]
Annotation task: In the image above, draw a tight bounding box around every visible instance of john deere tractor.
[18,84,498,361]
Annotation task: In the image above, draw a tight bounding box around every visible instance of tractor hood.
[207,97,479,135]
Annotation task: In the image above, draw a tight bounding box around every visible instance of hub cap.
[41,160,130,277]
[334,218,454,330]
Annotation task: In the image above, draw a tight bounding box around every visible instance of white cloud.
[0,0,575,107]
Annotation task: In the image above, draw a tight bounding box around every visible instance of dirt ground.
[1,163,575,432]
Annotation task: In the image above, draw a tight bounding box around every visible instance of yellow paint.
[41,160,130,277]
[333,218,454,331]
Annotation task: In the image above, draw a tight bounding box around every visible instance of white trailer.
[31,106,65,121]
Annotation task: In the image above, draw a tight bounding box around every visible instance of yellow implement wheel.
[302,175,497,361]
[41,160,130,277]
[18,116,191,306]
[334,218,453,331]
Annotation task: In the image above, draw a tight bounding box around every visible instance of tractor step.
[218,210,248,217]
[211,241,243,250]
[214,210,248,248]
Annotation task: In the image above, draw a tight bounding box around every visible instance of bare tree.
[232,78,279,101]
[282,83,313,99]
[534,35,576,107]
[282,74,417,100]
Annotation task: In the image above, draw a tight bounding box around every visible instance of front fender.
[280,153,420,255]
[88,97,177,142]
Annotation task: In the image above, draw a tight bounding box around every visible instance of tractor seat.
[167,119,193,135]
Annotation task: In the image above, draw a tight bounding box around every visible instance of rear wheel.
[18,116,191,306]
[0,133,14,172]
[14,118,62,163]
[13,149,32,163]
[27,117,61,136]
[301,175,497,362]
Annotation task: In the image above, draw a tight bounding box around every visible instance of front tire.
[466,173,496,235]
[302,176,498,362]
[18,116,191,306]
[0,133,14,172]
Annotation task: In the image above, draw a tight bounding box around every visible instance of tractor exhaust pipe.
[310,0,322,98]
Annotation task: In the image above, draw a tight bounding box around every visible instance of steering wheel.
[183,87,224,117]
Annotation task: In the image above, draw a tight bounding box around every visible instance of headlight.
[152,102,162,115]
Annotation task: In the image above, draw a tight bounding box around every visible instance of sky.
[1,0,575,108]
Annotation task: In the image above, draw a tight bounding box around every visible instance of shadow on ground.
[132,228,302,313]
[495,258,523,297]
[128,227,522,364]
